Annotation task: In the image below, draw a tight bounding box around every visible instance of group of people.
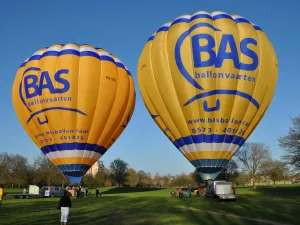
[170,183,207,199]
[198,182,206,196]
[69,186,102,198]
[171,182,237,200]
[170,184,194,199]
[84,187,102,198]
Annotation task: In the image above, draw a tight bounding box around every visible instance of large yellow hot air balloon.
[138,11,277,180]
[12,43,135,184]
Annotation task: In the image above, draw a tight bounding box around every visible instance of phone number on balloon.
[39,136,85,144]
[191,127,245,135]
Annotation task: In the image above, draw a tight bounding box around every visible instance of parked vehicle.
[292,179,300,184]
[7,185,41,199]
[205,180,236,200]
[41,186,64,197]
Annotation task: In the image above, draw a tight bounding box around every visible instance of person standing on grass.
[199,183,203,196]
[77,186,81,199]
[59,190,72,225]
[178,187,183,198]
[0,184,3,208]
[232,183,236,195]
[202,182,206,196]
[96,188,100,198]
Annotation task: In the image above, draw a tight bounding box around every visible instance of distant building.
[85,161,105,177]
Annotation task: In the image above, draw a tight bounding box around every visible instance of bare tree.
[278,116,300,171]
[171,173,197,187]
[221,158,239,182]
[0,153,9,185]
[261,160,288,184]
[235,142,271,187]
[137,170,147,187]
[0,153,28,188]
[33,154,66,187]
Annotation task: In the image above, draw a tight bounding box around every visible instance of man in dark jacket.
[59,190,72,225]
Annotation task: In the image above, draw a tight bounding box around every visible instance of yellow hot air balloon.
[12,43,135,184]
[138,11,277,180]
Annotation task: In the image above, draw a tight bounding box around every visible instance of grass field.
[0,185,299,225]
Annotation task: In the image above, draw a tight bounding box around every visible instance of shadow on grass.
[1,187,300,225]
[102,187,164,194]
[1,195,264,225]
[253,185,300,199]
[189,189,300,225]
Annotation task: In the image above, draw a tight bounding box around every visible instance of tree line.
[0,115,299,189]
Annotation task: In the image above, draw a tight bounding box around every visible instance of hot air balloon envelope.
[138,11,277,180]
[12,43,135,184]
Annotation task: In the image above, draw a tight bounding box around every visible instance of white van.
[41,186,64,197]
[206,180,236,200]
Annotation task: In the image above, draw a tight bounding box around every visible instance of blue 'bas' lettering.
[175,23,261,109]
[192,34,258,71]
[24,69,70,99]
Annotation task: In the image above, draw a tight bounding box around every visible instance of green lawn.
[0,185,299,225]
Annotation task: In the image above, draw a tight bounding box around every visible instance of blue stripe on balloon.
[171,18,190,26]
[253,25,262,31]
[212,14,233,21]
[41,143,107,155]
[234,18,250,24]
[184,89,260,109]
[191,159,229,167]
[146,13,261,42]
[41,51,59,57]
[157,26,170,32]
[57,164,90,171]
[58,164,91,183]
[234,18,263,31]
[19,50,131,76]
[147,36,155,41]
[99,55,115,63]
[151,114,159,119]
[116,62,125,69]
[173,134,245,149]
[190,14,212,21]
[126,70,132,76]
[148,20,220,43]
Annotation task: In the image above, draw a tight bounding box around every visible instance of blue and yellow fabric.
[138,11,278,180]
[12,43,136,184]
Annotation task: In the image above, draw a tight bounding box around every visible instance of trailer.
[7,185,42,199]
[7,193,42,199]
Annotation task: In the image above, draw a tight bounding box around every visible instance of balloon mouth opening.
[196,167,223,181]
[58,169,88,185]
[65,175,83,185]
